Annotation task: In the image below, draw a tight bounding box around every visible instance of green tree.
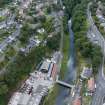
[47,33,61,51]
[0,84,8,95]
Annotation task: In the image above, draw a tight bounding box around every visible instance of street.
[92,64,105,105]
[87,2,105,105]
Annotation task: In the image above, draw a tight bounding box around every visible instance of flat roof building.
[39,59,51,73]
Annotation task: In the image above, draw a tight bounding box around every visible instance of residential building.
[88,77,95,93]
[81,67,92,79]
[73,97,81,105]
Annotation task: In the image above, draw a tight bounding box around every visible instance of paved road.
[87,2,105,53]
[0,22,21,75]
[0,23,20,75]
[0,23,20,52]
[0,0,33,77]
[87,2,105,105]
[0,14,21,52]
[92,63,105,105]
[0,14,15,29]
[0,13,21,75]
[0,0,32,75]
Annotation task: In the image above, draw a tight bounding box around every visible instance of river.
[55,19,76,105]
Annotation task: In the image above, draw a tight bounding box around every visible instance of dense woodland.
[63,0,102,74]
[0,0,12,7]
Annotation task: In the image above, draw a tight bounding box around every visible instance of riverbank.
[59,34,70,80]
[42,34,70,105]
[76,52,89,78]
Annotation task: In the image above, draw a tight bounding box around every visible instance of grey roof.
[39,60,51,71]
[81,67,92,79]
[18,93,31,105]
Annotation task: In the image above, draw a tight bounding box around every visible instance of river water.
[55,19,76,105]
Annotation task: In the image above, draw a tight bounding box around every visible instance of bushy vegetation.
[47,33,61,51]
[63,0,81,17]
[0,0,12,7]
[74,1,102,74]
[42,17,54,33]
[63,0,102,74]
[0,45,46,104]
[91,1,105,38]
[19,23,33,45]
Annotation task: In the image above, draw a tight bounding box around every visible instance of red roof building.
[51,64,57,81]
[73,97,81,105]
[88,77,95,92]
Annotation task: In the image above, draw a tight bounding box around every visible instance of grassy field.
[43,34,70,105]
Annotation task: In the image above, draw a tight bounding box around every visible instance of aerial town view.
[0,0,105,105]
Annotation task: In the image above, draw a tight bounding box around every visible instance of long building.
[39,59,57,81]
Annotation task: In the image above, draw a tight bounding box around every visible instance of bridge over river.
[56,75,75,89]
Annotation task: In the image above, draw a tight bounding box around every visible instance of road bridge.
[56,75,75,88]
[56,80,74,88]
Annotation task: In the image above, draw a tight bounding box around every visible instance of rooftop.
[73,97,81,105]
[39,59,51,72]
[81,67,92,79]
[88,77,95,92]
